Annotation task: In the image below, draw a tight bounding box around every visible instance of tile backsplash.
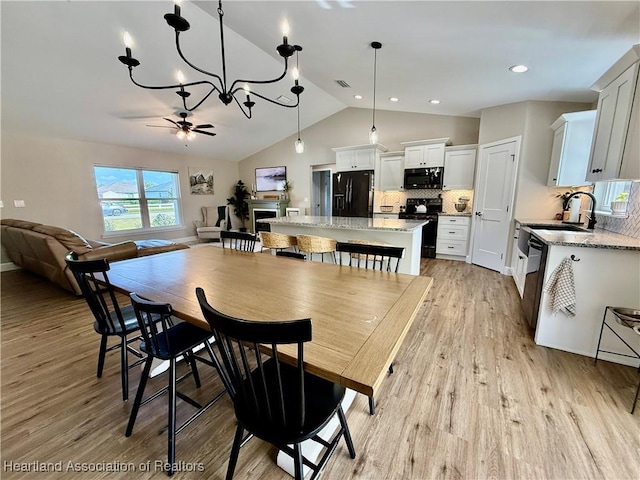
[374,189,474,213]
[595,181,640,239]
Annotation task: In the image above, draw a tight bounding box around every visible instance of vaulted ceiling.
[2,1,638,162]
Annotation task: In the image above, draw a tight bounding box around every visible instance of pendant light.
[293,51,304,153]
[368,41,382,144]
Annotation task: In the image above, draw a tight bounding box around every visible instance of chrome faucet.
[563,192,597,230]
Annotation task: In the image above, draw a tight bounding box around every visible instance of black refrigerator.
[332,171,374,217]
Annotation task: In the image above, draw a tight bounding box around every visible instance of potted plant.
[227,180,250,231]
[281,180,292,200]
[555,190,575,220]
[611,191,629,215]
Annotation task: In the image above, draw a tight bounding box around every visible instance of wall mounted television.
[255,166,286,191]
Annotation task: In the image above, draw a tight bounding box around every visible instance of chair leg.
[126,356,153,437]
[368,396,375,415]
[167,358,177,477]
[293,443,304,480]
[226,424,245,480]
[186,351,201,388]
[120,335,129,401]
[337,406,356,459]
[96,335,108,378]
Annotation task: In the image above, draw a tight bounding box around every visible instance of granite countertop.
[440,212,473,217]
[516,219,640,251]
[263,215,427,232]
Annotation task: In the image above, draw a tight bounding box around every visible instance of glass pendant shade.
[295,138,304,153]
[369,126,378,145]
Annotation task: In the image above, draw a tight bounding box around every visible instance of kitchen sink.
[529,224,590,233]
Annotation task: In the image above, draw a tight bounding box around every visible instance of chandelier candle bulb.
[173,0,181,16]
[282,20,290,44]
[176,70,186,84]
[123,31,133,49]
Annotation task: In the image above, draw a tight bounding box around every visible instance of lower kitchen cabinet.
[436,215,470,260]
[534,245,640,365]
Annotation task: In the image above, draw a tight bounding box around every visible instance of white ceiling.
[2,1,639,162]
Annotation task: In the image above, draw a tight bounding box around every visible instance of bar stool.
[296,235,337,263]
[594,306,640,414]
[260,232,297,254]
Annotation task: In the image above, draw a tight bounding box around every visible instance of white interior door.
[471,137,520,272]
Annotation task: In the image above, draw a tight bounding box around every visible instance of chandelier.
[118,0,305,119]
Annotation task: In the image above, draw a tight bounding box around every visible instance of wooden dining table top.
[104,245,433,397]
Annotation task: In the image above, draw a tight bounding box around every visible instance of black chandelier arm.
[174,32,225,93]
[231,94,253,119]
[236,88,300,109]
[228,59,290,95]
[181,85,221,112]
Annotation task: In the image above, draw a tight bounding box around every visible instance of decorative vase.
[610,200,628,215]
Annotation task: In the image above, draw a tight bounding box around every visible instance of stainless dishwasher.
[520,232,548,329]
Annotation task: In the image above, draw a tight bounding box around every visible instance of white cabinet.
[378,153,404,191]
[401,137,451,168]
[443,145,476,190]
[587,46,640,182]
[436,215,470,260]
[333,144,387,172]
[547,111,596,187]
[512,247,528,298]
[373,213,399,219]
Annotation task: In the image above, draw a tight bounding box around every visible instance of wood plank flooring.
[1,259,639,479]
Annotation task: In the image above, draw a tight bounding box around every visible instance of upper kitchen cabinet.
[587,45,640,182]
[443,145,477,190]
[333,144,388,172]
[547,110,596,187]
[378,152,404,191]
[401,137,451,168]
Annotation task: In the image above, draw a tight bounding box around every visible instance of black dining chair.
[335,241,405,272]
[196,287,356,480]
[65,252,145,401]
[334,242,405,415]
[126,293,229,476]
[221,230,257,252]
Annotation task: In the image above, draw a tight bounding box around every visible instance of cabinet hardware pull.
[592,168,603,173]
[449,231,456,234]
[570,254,580,262]
[448,246,454,249]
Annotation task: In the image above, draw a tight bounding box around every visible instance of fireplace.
[253,208,278,233]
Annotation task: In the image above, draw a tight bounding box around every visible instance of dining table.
[104,245,433,402]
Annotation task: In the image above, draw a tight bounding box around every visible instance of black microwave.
[403,167,444,189]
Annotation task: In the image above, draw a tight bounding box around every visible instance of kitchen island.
[516,220,640,366]
[263,215,428,275]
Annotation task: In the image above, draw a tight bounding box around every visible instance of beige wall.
[238,107,480,211]
[1,131,238,263]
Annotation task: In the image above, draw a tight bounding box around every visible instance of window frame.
[94,165,184,236]
[593,180,632,217]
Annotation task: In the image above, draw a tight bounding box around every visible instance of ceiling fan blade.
[193,129,217,137]
[163,117,179,127]
[194,124,215,129]
[146,125,176,128]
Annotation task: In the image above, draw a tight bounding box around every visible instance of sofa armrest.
[78,241,138,262]
[87,239,111,248]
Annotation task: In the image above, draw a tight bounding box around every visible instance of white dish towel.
[544,257,576,316]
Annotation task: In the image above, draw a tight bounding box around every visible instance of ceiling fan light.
[176,129,186,140]
[186,130,196,141]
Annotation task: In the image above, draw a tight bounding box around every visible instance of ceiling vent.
[335,80,351,88]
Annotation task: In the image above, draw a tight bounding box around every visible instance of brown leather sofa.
[1,219,189,295]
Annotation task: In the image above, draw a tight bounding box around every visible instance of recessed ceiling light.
[509,64,529,73]
[354,94,363,100]
[429,99,440,104]
[389,97,399,102]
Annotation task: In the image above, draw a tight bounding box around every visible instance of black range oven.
[398,198,442,258]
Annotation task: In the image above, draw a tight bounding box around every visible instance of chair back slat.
[221,230,257,252]
[129,293,174,355]
[196,287,311,430]
[335,242,405,272]
[65,253,129,333]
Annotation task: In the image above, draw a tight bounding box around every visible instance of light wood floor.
[1,260,639,479]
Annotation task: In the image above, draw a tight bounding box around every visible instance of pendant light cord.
[372,46,377,128]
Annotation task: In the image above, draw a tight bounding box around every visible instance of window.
[94,166,182,232]
[593,180,632,216]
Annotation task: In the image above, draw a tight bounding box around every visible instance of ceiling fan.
[147,112,215,140]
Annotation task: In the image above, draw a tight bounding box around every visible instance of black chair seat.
[92,305,139,336]
[235,358,346,444]
[139,322,214,361]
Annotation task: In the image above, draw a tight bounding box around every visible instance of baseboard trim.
[1,262,20,272]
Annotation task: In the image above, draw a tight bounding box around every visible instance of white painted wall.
[0,131,238,263]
